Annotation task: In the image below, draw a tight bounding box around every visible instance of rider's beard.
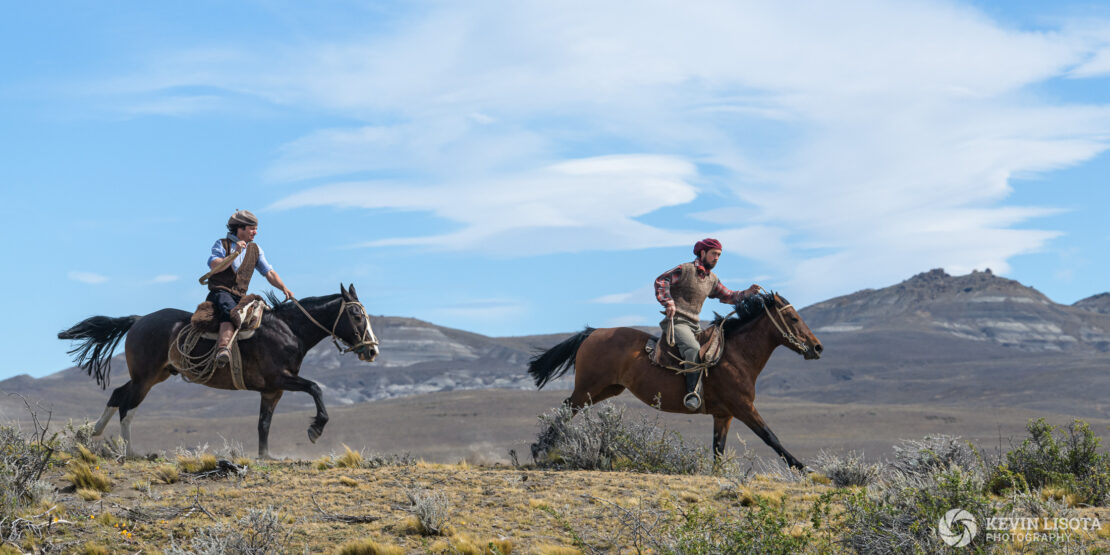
[700,254,716,270]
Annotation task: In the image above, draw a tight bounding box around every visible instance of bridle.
[292,297,379,355]
[758,289,808,353]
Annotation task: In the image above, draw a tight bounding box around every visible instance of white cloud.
[96,1,1110,305]
[68,271,107,284]
[150,274,179,284]
[591,286,655,304]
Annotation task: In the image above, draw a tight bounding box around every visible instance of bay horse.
[58,284,378,459]
[528,291,821,469]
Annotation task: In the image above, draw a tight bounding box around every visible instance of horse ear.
[347,283,358,300]
[340,283,350,301]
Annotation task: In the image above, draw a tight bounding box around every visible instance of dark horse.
[528,291,821,469]
[58,284,378,459]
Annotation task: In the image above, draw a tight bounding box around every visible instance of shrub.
[406,486,451,535]
[813,450,880,488]
[890,434,979,477]
[0,424,57,519]
[657,500,810,554]
[177,453,219,474]
[833,467,995,554]
[165,507,290,555]
[1003,419,1110,506]
[531,401,707,474]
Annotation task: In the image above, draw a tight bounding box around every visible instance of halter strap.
[763,301,807,352]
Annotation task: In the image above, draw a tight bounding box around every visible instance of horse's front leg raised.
[257,390,284,459]
[280,375,329,443]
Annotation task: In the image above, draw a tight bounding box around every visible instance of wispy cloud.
[591,286,654,305]
[149,274,179,284]
[93,1,1110,304]
[68,271,107,284]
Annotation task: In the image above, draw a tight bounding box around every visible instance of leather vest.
[208,239,260,297]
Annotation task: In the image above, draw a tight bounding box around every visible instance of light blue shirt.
[208,234,273,276]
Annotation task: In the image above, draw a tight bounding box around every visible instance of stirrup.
[683,391,702,411]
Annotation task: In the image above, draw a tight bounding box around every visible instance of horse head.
[736,291,822,360]
[336,283,380,362]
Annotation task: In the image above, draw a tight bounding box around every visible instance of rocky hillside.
[802,268,1110,352]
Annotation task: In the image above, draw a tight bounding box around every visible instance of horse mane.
[715,291,782,340]
[263,291,342,321]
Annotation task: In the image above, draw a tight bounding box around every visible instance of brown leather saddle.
[646,323,725,371]
[189,294,268,338]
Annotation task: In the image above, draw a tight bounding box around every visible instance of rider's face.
[237,225,258,242]
[700,248,722,269]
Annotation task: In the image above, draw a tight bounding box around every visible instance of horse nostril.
[814,344,823,354]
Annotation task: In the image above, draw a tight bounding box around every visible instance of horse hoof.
[307,428,321,443]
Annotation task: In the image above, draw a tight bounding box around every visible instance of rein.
[291,297,379,355]
[763,301,807,352]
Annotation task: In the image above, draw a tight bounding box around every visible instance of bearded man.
[205,210,294,367]
[655,238,759,411]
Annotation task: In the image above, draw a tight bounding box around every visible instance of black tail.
[528,327,595,389]
[58,315,140,389]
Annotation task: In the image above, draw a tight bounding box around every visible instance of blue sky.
[3,0,1110,379]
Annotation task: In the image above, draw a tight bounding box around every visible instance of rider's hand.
[236,240,248,250]
[664,303,676,318]
[283,288,295,301]
[746,284,761,295]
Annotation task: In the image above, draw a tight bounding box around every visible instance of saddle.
[645,323,725,372]
[168,295,268,391]
[189,294,268,339]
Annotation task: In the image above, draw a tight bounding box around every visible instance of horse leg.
[117,371,171,457]
[735,407,805,470]
[280,375,328,443]
[712,416,732,461]
[91,383,130,438]
[257,390,283,459]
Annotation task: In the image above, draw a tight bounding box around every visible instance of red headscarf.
[694,238,722,256]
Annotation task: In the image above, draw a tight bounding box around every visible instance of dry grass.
[176,453,218,473]
[337,445,364,468]
[75,444,98,465]
[77,488,102,501]
[332,538,406,555]
[154,464,179,484]
[64,461,111,492]
[16,454,1108,553]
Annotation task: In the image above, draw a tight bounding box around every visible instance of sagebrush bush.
[890,434,979,477]
[813,450,880,488]
[165,507,290,555]
[407,486,451,535]
[831,467,995,554]
[0,424,57,519]
[1003,418,1110,506]
[531,402,707,474]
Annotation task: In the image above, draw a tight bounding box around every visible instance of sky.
[3,0,1110,379]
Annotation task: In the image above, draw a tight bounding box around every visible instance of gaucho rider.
[205,210,295,367]
[655,238,759,411]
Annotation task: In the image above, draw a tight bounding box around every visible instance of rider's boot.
[683,370,703,411]
[215,322,233,368]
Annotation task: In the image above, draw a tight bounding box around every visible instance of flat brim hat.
[228,209,258,228]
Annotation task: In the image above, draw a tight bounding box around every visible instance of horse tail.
[528,327,595,389]
[58,315,141,389]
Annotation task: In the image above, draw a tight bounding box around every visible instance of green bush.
[1003,419,1110,506]
[659,499,810,554]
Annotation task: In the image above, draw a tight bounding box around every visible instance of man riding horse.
[205,210,295,367]
[655,238,759,411]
